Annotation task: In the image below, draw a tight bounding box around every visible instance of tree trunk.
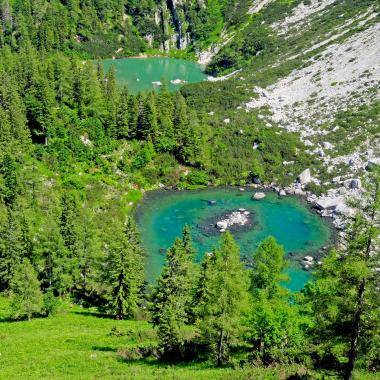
[216,329,224,366]
[346,211,374,380]
[345,279,365,380]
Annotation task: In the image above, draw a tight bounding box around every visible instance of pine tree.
[0,208,33,290]
[172,93,199,164]
[127,94,139,138]
[10,258,43,320]
[24,75,56,145]
[0,154,19,207]
[304,171,380,378]
[250,236,287,294]
[76,214,102,300]
[0,69,31,154]
[105,65,119,136]
[155,81,175,151]
[116,86,129,139]
[0,108,12,158]
[194,232,250,365]
[150,225,197,360]
[248,236,305,365]
[137,93,158,142]
[59,192,80,293]
[36,219,68,293]
[246,290,306,365]
[106,217,144,319]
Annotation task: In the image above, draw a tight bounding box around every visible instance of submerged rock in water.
[215,210,250,232]
[252,192,266,200]
[171,79,187,85]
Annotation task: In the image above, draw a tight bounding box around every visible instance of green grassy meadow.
[0,297,285,380]
[0,297,377,380]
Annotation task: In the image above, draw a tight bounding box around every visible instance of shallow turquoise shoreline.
[135,187,335,291]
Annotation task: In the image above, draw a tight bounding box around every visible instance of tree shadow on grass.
[0,316,16,323]
[71,310,114,319]
[92,345,117,352]
[116,354,223,371]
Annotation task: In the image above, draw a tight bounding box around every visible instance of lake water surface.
[136,188,333,291]
[102,57,207,93]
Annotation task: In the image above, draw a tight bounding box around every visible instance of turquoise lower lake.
[102,57,207,93]
[135,188,333,291]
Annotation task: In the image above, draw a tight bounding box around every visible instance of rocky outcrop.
[215,209,251,232]
[344,178,361,189]
[298,169,311,185]
[302,255,314,270]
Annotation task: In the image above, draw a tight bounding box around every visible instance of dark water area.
[135,187,334,291]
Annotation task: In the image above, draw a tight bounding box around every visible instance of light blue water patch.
[101,57,207,93]
[135,187,333,291]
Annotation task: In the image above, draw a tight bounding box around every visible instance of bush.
[117,343,158,361]
[185,170,209,186]
[43,289,60,317]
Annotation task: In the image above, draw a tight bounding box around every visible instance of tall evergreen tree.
[10,258,43,320]
[304,171,380,379]
[106,217,144,319]
[0,208,33,290]
[150,225,197,360]
[194,232,250,365]
[248,236,305,365]
[0,154,19,207]
[137,93,158,142]
[155,81,175,152]
[105,65,118,136]
[59,192,80,293]
[116,86,129,139]
[250,236,287,294]
[127,94,139,138]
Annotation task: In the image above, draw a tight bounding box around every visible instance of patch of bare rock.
[216,209,251,232]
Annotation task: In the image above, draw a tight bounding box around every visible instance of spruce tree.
[137,93,158,141]
[304,171,380,379]
[59,192,80,293]
[150,225,197,360]
[0,208,33,290]
[248,236,305,364]
[116,86,129,139]
[106,217,144,320]
[10,258,43,320]
[155,81,175,151]
[250,236,287,293]
[0,154,19,207]
[127,95,139,138]
[194,232,250,365]
[104,65,119,136]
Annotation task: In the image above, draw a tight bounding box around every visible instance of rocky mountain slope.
[197,0,379,228]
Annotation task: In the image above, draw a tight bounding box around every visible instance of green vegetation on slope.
[0,0,379,379]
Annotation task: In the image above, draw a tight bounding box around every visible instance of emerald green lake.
[136,188,333,292]
[102,57,207,93]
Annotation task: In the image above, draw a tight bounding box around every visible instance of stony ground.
[246,2,379,177]
[243,1,379,230]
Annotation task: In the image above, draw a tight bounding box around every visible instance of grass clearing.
[0,297,377,380]
[0,298,297,379]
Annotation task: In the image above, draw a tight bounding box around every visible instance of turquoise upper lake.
[102,57,207,93]
[135,188,333,292]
